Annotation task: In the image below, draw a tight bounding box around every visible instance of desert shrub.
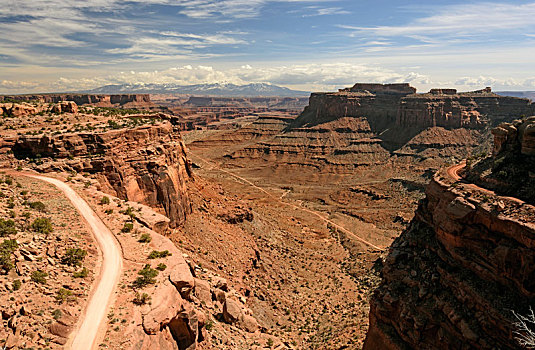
[138,233,152,243]
[100,196,110,205]
[156,263,167,271]
[512,307,535,348]
[0,218,17,236]
[205,319,214,331]
[121,222,133,233]
[0,239,18,273]
[73,267,89,278]
[133,292,151,305]
[62,248,87,266]
[148,250,172,259]
[105,209,113,215]
[28,201,46,212]
[55,288,73,304]
[31,270,48,284]
[133,264,158,288]
[31,217,53,234]
[12,279,21,291]
[52,309,62,320]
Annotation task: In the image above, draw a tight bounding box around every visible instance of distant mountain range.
[496,91,535,101]
[83,82,310,97]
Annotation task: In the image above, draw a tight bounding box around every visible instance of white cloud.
[340,2,535,39]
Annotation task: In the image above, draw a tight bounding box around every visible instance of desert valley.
[1,0,535,349]
[0,81,533,349]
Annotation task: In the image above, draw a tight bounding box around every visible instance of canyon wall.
[364,126,535,349]
[13,123,192,227]
[295,84,534,132]
[0,94,152,107]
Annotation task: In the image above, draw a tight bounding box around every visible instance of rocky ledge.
[364,126,535,348]
[12,122,193,227]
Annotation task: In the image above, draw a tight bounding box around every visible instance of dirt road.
[191,154,384,251]
[25,174,123,350]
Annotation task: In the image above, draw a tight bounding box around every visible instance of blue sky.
[1,0,535,93]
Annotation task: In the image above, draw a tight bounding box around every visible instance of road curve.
[25,174,123,350]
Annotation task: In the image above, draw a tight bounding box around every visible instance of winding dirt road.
[24,174,123,350]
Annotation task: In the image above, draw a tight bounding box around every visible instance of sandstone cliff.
[364,122,535,349]
[227,84,530,172]
[13,123,192,227]
[0,94,152,108]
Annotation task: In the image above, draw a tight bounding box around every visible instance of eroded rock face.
[364,167,535,349]
[13,123,193,227]
[0,94,152,107]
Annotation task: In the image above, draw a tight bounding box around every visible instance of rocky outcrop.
[13,123,192,227]
[0,94,152,107]
[397,89,533,129]
[364,134,535,348]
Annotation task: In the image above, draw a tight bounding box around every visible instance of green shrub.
[100,196,110,205]
[138,233,152,243]
[105,209,113,215]
[62,248,87,266]
[133,264,158,288]
[73,267,89,278]
[31,270,48,284]
[31,217,53,234]
[156,263,167,271]
[0,218,17,236]
[148,250,172,259]
[0,239,18,273]
[133,292,151,305]
[28,201,46,212]
[121,222,133,233]
[52,309,62,320]
[55,288,73,304]
[12,279,21,291]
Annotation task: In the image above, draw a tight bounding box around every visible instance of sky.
[1,0,535,94]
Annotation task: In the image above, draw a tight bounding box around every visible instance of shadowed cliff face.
[13,123,193,227]
[364,122,535,349]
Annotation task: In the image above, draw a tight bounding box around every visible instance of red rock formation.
[13,123,192,227]
[0,94,152,107]
[364,131,535,349]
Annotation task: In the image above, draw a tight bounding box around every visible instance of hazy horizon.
[1,0,535,94]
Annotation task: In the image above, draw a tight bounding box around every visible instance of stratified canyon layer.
[0,94,152,108]
[224,84,534,172]
[11,122,192,228]
[364,117,535,349]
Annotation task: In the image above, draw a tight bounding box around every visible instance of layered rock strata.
[364,132,535,349]
[13,123,192,227]
[0,94,151,107]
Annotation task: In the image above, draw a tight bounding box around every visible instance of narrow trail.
[191,154,384,251]
[445,161,526,205]
[21,173,123,350]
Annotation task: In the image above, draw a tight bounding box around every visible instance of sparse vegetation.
[138,233,152,243]
[156,263,167,271]
[12,279,21,291]
[512,307,535,348]
[52,309,62,320]
[0,218,17,236]
[121,222,133,233]
[133,292,151,305]
[73,267,89,278]
[0,239,18,273]
[55,288,74,304]
[148,250,172,259]
[28,201,46,212]
[133,264,158,288]
[31,217,53,234]
[62,248,87,266]
[31,270,48,284]
[100,196,110,205]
